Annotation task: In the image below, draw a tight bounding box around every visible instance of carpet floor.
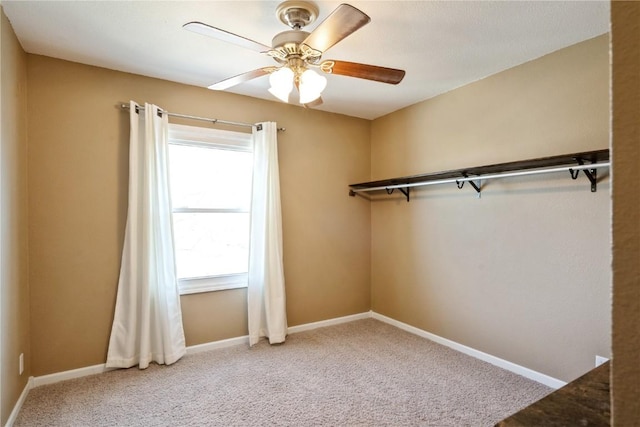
[15,319,552,426]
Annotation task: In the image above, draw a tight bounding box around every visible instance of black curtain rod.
[120,103,285,132]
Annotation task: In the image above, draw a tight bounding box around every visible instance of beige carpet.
[15,319,551,426]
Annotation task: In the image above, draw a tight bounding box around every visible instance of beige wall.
[26,55,371,376]
[611,2,640,423]
[0,8,30,426]
[370,35,610,382]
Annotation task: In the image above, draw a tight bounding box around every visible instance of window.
[168,124,253,294]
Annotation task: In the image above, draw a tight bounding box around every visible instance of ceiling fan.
[183,1,406,106]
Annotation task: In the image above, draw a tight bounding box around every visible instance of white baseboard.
[186,335,249,354]
[287,311,372,334]
[4,377,32,427]
[371,312,566,389]
[187,311,372,354]
[30,337,249,388]
[31,363,116,388]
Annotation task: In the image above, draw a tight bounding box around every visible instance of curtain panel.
[106,101,186,369]
[248,122,288,346]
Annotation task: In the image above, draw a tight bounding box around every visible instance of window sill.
[178,273,248,295]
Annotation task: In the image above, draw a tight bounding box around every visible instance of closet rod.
[350,162,610,194]
[120,103,256,130]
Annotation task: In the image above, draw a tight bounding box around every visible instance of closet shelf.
[348,149,609,202]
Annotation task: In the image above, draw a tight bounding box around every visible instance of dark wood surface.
[349,149,609,190]
[496,361,610,426]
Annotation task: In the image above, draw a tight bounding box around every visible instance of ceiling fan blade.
[303,97,324,108]
[302,4,370,54]
[183,21,271,53]
[208,67,276,91]
[320,60,405,85]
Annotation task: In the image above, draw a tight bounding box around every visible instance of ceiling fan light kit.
[184,1,405,107]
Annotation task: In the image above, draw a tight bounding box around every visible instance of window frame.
[168,124,253,295]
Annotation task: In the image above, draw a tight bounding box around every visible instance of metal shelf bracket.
[385,187,410,202]
[570,158,598,192]
[456,173,481,197]
[398,187,410,202]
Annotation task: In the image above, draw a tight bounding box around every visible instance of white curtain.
[248,122,287,346]
[106,101,186,369]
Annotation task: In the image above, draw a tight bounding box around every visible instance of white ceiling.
[2,1,609,120]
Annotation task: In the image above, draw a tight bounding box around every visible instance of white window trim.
[169,124,253,295]
[169,124,252,152]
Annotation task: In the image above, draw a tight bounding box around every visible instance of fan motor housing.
[272,30,309,52]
